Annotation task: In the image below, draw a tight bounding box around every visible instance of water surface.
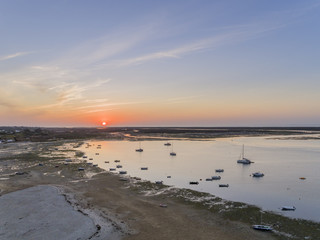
[80,135,320,222]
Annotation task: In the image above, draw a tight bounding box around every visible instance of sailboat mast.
[242,144,244,159]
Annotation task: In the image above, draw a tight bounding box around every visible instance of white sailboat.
[237,144,252,164]
[281,206,296,211]
[252,212,273,231]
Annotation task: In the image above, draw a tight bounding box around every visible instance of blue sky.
[1,0,320,127]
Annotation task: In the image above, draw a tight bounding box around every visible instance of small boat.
[93,164,98,167]
[135,142,143,152]
[109,168,116,171]
[219,184,229,187]
[237,159,252,164]
[253,212,273,231]
[205,178,213,181]
[116,165,122,168]
[215,169,224,173]
[170,143,176,156]
[252,172,264,177]
[237,145,252,164]
[141,167,148,170]
[119,171,127,174]
[211,176,221,180]
[164,142,171,146]
[299,177,306,180]
[281,206,296,211]
[167,176,171,178]
[78,167,85,171]
[159,204,167,208]
[189,181,199,185]
[114,160,120,162]
[155,181,163,184]
[252,225,273,231]
[104,161,109,163]
[83,156,88,158]
[89,158,93,160]
[87,162,93,165]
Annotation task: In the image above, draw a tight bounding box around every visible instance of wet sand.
[0,185,119,240]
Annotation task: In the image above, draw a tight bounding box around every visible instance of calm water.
[79,135,320,222]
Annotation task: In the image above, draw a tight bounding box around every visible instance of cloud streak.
[76,101,142,110]
[0,52,31,61]
[113,33,236,66]
[33,78,112,110]
[107,22,287,67]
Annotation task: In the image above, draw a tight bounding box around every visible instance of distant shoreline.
[1,126,320,143]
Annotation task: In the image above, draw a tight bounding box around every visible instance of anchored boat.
[281,206,296,211]
[135,142,143,152]
[252,172,264,177]
[237,145,252,164]
[252,225,273,231]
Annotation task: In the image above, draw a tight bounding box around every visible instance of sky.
[1,0,320,127]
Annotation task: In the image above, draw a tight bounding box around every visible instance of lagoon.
[80,135,320,222]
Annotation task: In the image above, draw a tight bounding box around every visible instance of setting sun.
[102,122,107,126]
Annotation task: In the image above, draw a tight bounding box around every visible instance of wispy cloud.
[55,22,159,68]
[0,98,17,109]
[83,108,115,113]
[102,2,320,68]
[0,52,31,61]
[107,21,287,67]
[36,78,111,109]
[84,98,109,103]
[113,32,237,66]
[166,96,201,104]
[76,101,141,110]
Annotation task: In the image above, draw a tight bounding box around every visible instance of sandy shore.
[2,141,318,239]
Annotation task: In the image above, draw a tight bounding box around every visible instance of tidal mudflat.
[1,128,320,239]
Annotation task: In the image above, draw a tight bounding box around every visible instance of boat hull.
[252,225,273,231]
